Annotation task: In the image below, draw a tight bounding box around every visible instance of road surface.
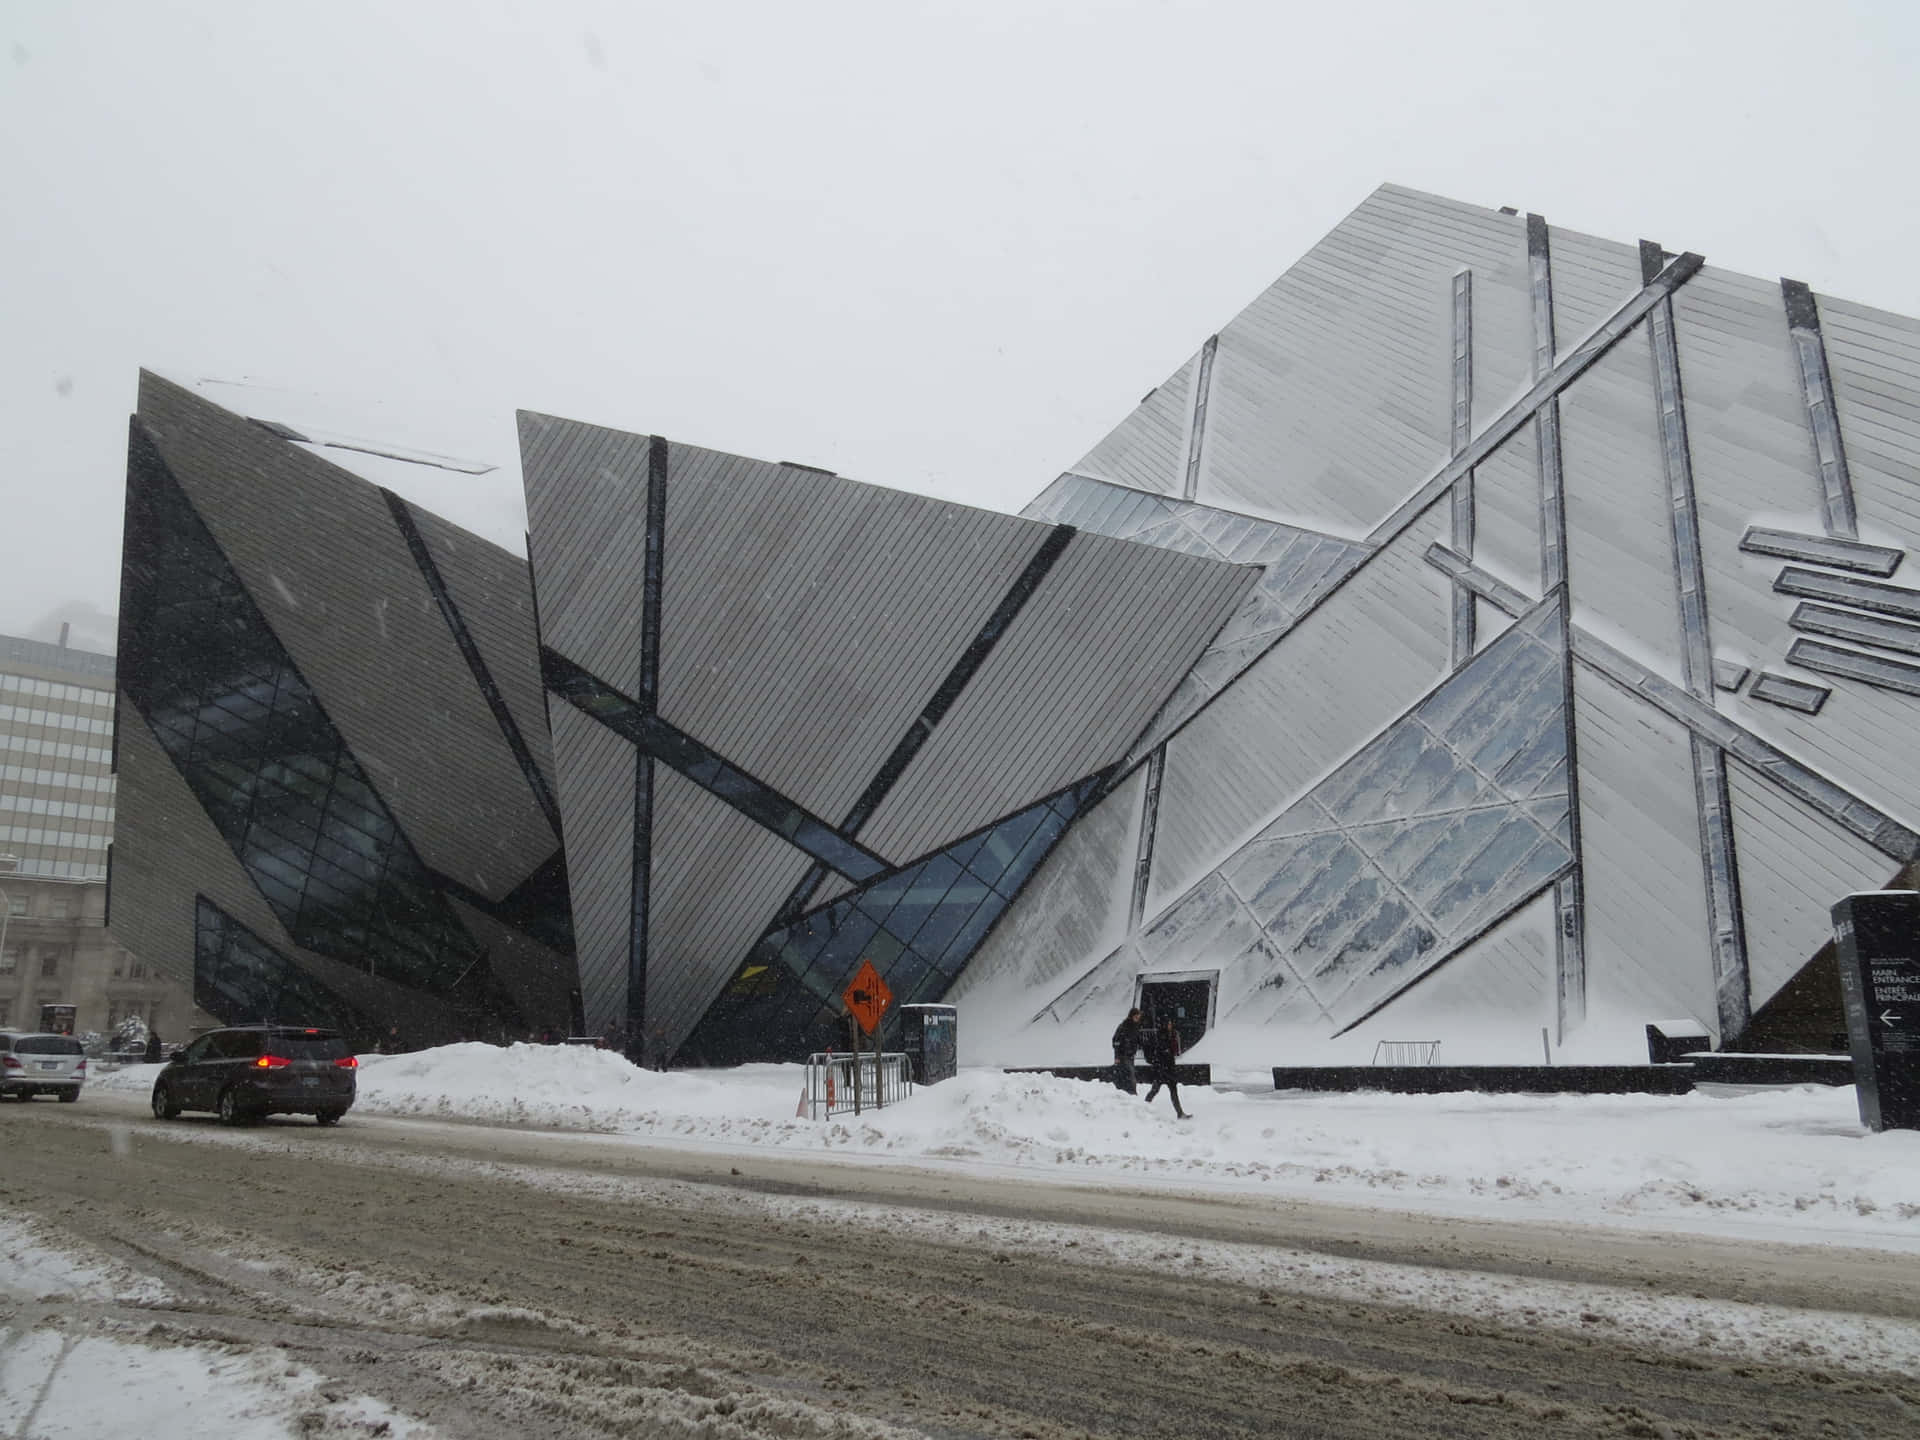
[3,1091,1917,1438]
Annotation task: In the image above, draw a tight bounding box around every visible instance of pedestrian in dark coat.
[1142,1015,1189,1118]
[1110,1008,1144,1093]
[143,1031,162,1064]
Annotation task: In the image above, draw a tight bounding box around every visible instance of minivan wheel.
[216,1087,249,1126]
[314,1109,343,1127]
[57,1089,79,1103]
[152,1084,180,1120]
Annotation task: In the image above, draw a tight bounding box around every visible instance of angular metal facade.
[112,375,576,1050]
[114,182,1920,1066]
[977,183,1920,1062]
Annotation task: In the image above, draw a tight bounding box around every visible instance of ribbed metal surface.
[1546,226,1644,348]
[442,896,575,1039]
[1724,758,1897,1012]
[644,764,814,1059]
[1569,666,1719,1034]
[548,701,636,1035]
[1146,503,1454,915]
[946,766,1145,1010]
[656,440,1049,823]
[136,375,555,901]
[1816,293,1920,545]
[1471,425,1543,598]
[1191,186,1530,533]
[1557,333,1687,684]
[1071,352,1196,495]
[518,411,652,700]
[402,501,561,838]
[857,530,1255,864]
[110,694,455,1031]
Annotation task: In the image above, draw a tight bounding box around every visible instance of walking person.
[1110,1007,1144,1094]
[1141,1013,1189,1118]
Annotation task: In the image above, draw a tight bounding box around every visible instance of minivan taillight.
[1,1055,19,1070]
[255,1054,291,1068]
[75,1059,87,1073]
[335,1056,358,1069]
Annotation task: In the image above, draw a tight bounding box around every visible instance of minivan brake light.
[255,1054,291,1068]
[335,1055,358,1069]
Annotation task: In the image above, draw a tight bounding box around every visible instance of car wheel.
[57,1089,79,1103]
[216,1087,249,1126]
[151,1084,180,1120]
[314,1109,343,1127]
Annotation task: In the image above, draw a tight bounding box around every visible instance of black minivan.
[151,1025,358,1126]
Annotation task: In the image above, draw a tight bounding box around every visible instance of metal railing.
[797,1052,914,1119]
[1372,1040,1441,1067]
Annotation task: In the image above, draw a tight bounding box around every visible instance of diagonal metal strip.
[543,648,888,883]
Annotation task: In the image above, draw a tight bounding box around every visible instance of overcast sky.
[3,0,1916,653]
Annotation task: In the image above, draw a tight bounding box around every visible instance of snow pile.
[0,1215,169,1305]
[0,1327,432,1439]
[98,1044,1920,1245]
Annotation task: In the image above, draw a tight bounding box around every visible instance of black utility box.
[899,1004,958,1085]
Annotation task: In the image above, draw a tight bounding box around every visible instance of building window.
[40,951,59,978]
[111,950,124,978]
[0,946,16,974]
[5,895,22,918]
[128,958,147,980]
[49,899,70,921]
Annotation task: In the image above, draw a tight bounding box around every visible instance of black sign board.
[898,1004,957,1085]
[1831,891,1920,1132]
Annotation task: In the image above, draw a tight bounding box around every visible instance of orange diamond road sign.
[843,958,893,1035]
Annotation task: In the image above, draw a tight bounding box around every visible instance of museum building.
[112,185,1920,1065]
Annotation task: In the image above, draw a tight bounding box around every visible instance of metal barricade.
[1372,1040,1441,1067]
[797,1052,915,1119]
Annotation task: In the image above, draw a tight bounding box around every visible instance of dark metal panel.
[547,700,636,1034]
[403,503,561,821]
[1787,637,1920,697]
[1780,279,1860,538]
[1449,268,1477,667]
[1789,601,1920,656]
[1774,566,1920,621]
[655,440,1051,823]
[1183,335,1219,502]
[644,764,815,1060]
[1748,672,1831,714]
[135,375,557,902]
[857,531,1255,864]
[1739,526,1902,575]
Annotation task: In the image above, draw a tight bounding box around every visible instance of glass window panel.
[1294,872,1388,981]
[995,807,1070,897]
[1235,832,1349,932]
[1307,893,1411,997]
[968,805,1049,877]
[1427,815,1555,929]
[1400,808,1510,908]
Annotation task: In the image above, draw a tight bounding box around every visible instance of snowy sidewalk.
[97,1044,1920,1249]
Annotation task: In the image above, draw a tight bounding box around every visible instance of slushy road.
[4,1091,1917,1438]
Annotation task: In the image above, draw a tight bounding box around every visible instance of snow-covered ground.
[98,1043,1920,1249]
[0,1216,432,1439]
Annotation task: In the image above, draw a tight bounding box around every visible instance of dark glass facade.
[194,896,377,1042]
[118,421,534,1034]
[684,773,1109,1063]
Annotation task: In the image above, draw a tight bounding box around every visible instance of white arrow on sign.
[1882,1010,1901,1026]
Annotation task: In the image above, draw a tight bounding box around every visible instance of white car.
[0,1032,87,1102]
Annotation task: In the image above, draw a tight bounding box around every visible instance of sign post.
[842,959,894,1111]
[1831,890,1920,1132]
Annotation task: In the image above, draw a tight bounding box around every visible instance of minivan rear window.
[16,1036,84,1055]
[271,1033,350,1061]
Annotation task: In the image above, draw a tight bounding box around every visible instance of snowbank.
[97,1044,1920,1247]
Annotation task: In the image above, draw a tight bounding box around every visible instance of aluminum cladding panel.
[136,374,556,901]
[656,441,1050,824]
[1820,294,1920,546]
[1569,666,1718,1033]
[1146,502,1454,916]
[519,411,652,699]
[1725,758,1897,1013]
[549,701,636,1034]
[857,531,1256,865]
[1070,351,1197,496]
[1196,186,1531,533]
[405,500,560,814]
[645,763,815,1060]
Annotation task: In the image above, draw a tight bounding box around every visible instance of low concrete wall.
[1008,1064,1212,1087]
[1270,1065,1695,1095]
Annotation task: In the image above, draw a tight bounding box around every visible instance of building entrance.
[1137,975,1214,1055]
